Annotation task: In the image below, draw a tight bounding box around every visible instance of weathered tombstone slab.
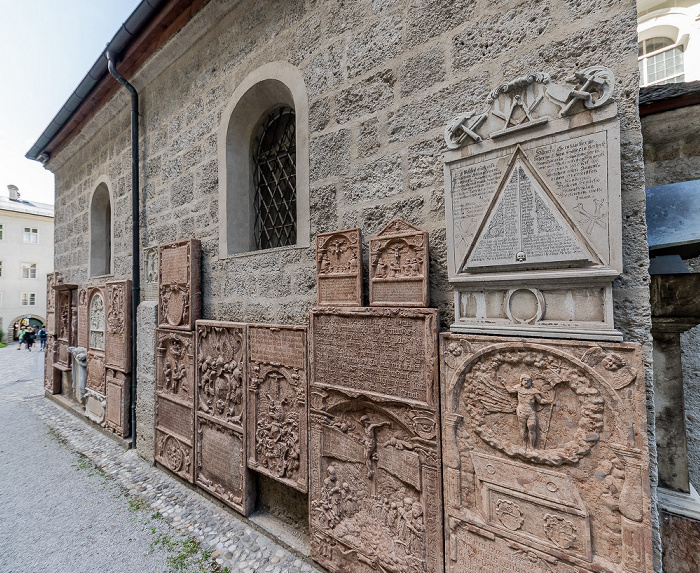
[444,67,623,340]
[86,351,106,394]
[316,228,363,306]
[195,320,253,515]
[45,272,61,336]
[77,287,89,349]
[105,280,132,372]
[247,324,308,493]
[54,286,75,369]
[440,333,652,573]
[309,307,443,573]
[158,239,201,330]
[43,336,60,394]
[369,219,429,307]
[155,329,195,482]
[143,245,159,301]
[105,368,130,437]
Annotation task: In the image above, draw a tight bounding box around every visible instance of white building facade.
[0,185,54,341]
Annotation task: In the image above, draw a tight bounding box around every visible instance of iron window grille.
[253,106,297,250]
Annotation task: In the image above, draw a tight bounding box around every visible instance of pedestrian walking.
[26,327,36,351]
[17,327,27,350]
[39,326,47,351]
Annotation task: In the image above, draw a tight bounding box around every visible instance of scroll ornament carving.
[158,434,192,474]
[444,66,615,149]
[107,284,126,335]
[459,348,604,466]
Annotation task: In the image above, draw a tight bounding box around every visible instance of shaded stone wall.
[47,0,658,568]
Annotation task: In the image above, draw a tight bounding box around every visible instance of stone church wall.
[47,0,659,569]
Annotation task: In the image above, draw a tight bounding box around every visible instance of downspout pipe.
[106,50,140,450]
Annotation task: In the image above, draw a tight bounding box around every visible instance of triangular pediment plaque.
[461,147,600,272]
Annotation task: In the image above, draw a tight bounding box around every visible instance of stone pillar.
[136,301,158,462]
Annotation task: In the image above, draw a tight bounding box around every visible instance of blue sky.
[0,0,141,205]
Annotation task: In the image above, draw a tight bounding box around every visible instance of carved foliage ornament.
[444,66,615,149]
[107,284,126,334]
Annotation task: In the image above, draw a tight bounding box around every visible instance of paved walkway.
[0,343,320,573]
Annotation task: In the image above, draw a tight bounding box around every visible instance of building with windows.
[0,185,54,341]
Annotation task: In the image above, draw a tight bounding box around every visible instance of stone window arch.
[218,62,310,256]
[89,178,113,277]
[89,292,105,350]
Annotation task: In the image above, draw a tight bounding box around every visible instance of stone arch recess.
[89,175,114,277]
[218,61,310,257]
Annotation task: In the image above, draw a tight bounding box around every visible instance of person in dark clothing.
[26,328,36,351]
[39,327,47,351]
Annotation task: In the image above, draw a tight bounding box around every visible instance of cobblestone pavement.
[0,343,321,573]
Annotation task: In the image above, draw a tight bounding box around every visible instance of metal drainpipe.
[106,50,140,450]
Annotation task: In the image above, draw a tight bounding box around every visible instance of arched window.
[638,36,684,87]
[253,106,297,249]
[90,181,112,277]
[219,62,310,256]
[89,293,105,350]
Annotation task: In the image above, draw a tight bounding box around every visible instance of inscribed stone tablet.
[309,307,443,573]
[143,245,159,302]
[440,333,652,573]
[195,320,253,515]
[158,239,201,330]
[155,329,195,482]
[77,288,89,349]
[247,324,308,493]
[86,351,105,394]
[105,368,130,437]
[105,280,132,373]
[316,228,363,306]
[369,219,429,307]
[56,289,72,345]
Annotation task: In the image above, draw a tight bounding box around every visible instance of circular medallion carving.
[163,435,185,471]
[495,499,524,531]
[544,514,577,549]
[505,288,545,324]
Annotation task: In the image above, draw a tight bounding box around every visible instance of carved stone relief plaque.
[105,368,130,437]
[195,321,253,515]
[105,280,132,373]
[43,336,60,394]
[444,67,622,341]
[54,285,76,370]
[143,245,160,302]
[369,219,429,307]
[155,329,195,483]
[247,324,308,493]
[86,351,106,395]
[45,272,62,336]
[316,228,363,306]
[440,334,652,573]
[88,288,106,351]
[309,307,443,573]
[158,239,201,331]
[77,288,89,349]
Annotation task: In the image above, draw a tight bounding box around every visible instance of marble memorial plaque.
[195,320,253,515]
[155,329,195,482]
[369,219,429,307]
[105,368,130,437]
[247,324,308,493]
[440,333,652,573]
[316,228,363,306]
[77,288,89,349]
[443,67,622,340]
[158,239,201,331]
[309,307,443,573]
[105,280,132,373]
[143,245,159,301]
[86,351,106,394]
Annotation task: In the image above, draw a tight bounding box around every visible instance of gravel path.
[0,343,322,573]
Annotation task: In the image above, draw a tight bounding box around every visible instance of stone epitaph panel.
[86,351,106,394]
[158,239,201,331]
[440,334,652,573]
[309,307,443,573]
[105,280,132,373]
[77,287,89,349]
[195,321,253,515]
[54,286,75,370]
[143,245,159,301]
[444,67,623,340]
[247,324,308,493]
[316,228,363,306]
[45,272,61,336]
[369,219,429,307]
[105,368,130,437]
[43,335,60,394]
[155,329,195,482]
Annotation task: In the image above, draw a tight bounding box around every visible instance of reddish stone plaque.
[155,329,195,482]
[55,288,73,369]
[105,368,130,437]
[309,307,443,573]
[440,334,652,573]
[86,351,106,394]
[158,239,201,331]
[316,228,363,306]
[247,324,308,493]
[43,336,60,394]
[45,272,61,336]
[77,287,89,349]
[105,280,132,373]
[195,320,253,515]
[370,219,429,307]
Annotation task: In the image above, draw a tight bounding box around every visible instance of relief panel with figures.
[247,325,308,493]
[309,307,442,573]
[77,288,89,349]
[369,219,429,307]
[155,329,195,482]
[195,321,253,515]
[105,280,131,372]
[158,239,201,330]
[440,334,652,573]
[316,228,363,306]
